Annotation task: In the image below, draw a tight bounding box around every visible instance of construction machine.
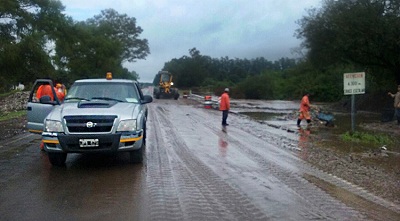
[153,71,179,99]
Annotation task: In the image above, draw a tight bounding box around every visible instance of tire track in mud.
[147,103,267,221]
[146,100,399,220]
[145,105,185,221]
[179,107,364,220]
[183,105,400,220]
[229,112,400,219]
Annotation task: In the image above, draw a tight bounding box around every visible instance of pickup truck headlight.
[117,119,137,132]
[45,120,64,132]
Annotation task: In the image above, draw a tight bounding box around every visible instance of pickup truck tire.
[129,147,143,163]
[130,124,145,163]
[48,152,67,166]
[143,123,147,145]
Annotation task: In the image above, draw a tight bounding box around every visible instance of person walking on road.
[388,84,400,125]
[297,92,311,127]
[220,88,230,126]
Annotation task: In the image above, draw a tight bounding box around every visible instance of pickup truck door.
[27,79,62,134]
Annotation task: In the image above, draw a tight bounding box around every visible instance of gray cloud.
[62,0,321,82]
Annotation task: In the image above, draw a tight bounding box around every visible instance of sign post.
[343,72,365,133]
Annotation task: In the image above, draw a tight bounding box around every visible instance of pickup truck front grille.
[64,115,117,133]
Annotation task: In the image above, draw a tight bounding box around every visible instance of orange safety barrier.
[204,95,213,109]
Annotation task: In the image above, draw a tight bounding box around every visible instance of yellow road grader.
[153,71,180,99]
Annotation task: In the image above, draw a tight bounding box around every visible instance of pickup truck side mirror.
[142,95,153,104]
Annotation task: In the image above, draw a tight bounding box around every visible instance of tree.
[86,9,149,62]
[52,9,149,82]
[53,21,123,81]
[0,0,66,89]
[296,0,400,84]
[162,47,298,90]
[0,2,148,90]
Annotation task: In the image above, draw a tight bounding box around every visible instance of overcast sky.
[61,0,321,82]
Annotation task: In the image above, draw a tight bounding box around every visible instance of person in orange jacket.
[297,92,311,127]
[56,83,67,95]
[219,88,230,126]
[36,83,65,102]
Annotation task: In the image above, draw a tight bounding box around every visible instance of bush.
[341,131,393,146]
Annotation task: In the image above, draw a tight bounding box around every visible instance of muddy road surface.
[0,98,399,221]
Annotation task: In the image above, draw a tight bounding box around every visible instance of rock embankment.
[0,91,29,113]
[0,91,29,140]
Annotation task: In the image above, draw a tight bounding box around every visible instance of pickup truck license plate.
[79,139,99,147]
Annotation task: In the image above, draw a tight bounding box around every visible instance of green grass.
[340,131,393,146]
[0,91,17,98]
[0,110,27,121]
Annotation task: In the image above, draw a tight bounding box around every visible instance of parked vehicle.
[27,73,153,166]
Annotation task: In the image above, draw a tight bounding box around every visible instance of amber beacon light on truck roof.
[106,72,112,80]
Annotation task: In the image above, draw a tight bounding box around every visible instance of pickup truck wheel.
[48,152,67,166]
[129,147,143,163]
[143,123,147,145]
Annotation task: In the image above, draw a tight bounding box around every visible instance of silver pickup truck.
[27,74,153,166]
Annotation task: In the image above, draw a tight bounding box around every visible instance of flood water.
[240,110,400,170]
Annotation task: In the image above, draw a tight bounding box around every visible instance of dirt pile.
[0,91,29,113]
[0,91,29,141]
[330,91,394,113]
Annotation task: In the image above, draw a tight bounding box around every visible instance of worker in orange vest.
[36,83,65,102]
[56,83,65,93]
[297,92,311,127]
[219,88,230,126]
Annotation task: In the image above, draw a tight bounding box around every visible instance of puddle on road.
[241,111,399,150]
[239,112,288,121]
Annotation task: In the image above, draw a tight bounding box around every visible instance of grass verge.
[0,110,27,121]
[0,90,19,98]
[340,131,393,146]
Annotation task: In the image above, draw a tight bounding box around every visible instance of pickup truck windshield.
[65,82,140,103]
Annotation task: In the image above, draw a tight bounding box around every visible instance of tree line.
[0,0,149,92]
[158,0,399,101]
[158,48,345,101]
[1,0,399,103]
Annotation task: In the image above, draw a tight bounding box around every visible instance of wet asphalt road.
[0,99,399,221]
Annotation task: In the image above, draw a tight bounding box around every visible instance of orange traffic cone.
[40,141,44,151]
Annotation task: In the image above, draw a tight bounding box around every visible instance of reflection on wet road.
[0,141,148,221]
[218,135,228,158]
[298,128,311,160]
